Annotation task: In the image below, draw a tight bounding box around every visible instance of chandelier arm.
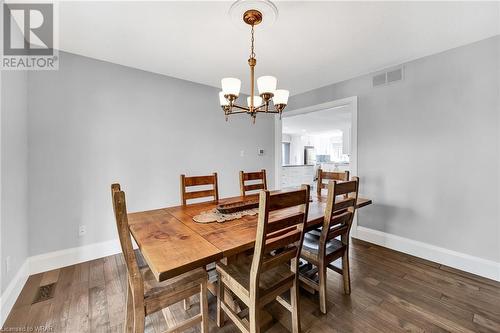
[255,109,280,114]
[253,103,268,112]
[228,110,248,115]
[231,104,251,112]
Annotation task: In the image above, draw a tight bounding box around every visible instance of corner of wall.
[0,21,30,326]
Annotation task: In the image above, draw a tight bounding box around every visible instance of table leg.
[207,281,217,296]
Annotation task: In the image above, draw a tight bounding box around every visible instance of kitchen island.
[281,164,316,188]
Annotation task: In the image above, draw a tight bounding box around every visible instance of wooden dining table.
[128,191,372,283]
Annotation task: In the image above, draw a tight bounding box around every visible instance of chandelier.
[218,4,289,123]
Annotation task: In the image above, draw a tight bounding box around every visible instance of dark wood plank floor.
[3,239,500,332]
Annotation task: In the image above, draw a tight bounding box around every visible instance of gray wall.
[27,52,275,255]
[0,26,29,293]
[289,36,500,262]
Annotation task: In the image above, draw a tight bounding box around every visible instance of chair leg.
[318,264,327,314]
[216,279,224,327]
[133,304,145,333]
[342,250,351,295]
[200,280,209,333]
[249,303,260,333]
[125,282,134,333]
[183,297,191,310]
[290,277,301,333]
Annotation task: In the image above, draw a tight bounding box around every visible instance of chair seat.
[216,256,295,306]
[142,266,207,299]
[141,266,207,315]
[307,228,322,238]
[301,234,346,265]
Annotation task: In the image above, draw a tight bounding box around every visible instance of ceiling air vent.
[372,66,404,87]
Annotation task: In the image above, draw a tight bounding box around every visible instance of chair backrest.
[250,185,310,295]
[317,169,350,195]
[111,184,144,296]
[319,177,359,255]
[239,169,267,196]
[180,172,219,205]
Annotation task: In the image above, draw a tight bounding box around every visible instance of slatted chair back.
[239,169,267,196]
[250,185,310,296]
[180,172,219,205]
[111,184,144,299]
[112,184,210,332]
[317,169,350,195]
[319,177,359,255]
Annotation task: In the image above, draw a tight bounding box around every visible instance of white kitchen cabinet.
[281,165,315,188]
[342,127,351,155]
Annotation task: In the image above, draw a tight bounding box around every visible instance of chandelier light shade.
[273,89,289,105]
[218,2,289,123]
[221,78,241,97]
[257,76,277,95]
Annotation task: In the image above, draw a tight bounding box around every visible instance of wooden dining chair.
[216,185,310,333]
[180,172,219,205]
[316,169,350,195]
[180,172,219,306]
[299,177,359,314]
[239,169,267,196]
[111,184,209,333]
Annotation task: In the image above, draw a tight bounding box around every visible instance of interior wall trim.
[28,239,122,276]
[0,260,29,326]
[356,226,500,282]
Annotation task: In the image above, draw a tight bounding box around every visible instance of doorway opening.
[274,96,358,189]
[274,96,358,233]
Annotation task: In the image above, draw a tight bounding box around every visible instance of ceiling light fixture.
[219,0,288,123]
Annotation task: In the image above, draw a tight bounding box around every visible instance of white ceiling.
[56,1,500,95]
[283,106,351,136]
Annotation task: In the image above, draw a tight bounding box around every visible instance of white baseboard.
[0,260,29,326]
[1,239,124,326]
[355,226,500,282]
[28,239,122,275]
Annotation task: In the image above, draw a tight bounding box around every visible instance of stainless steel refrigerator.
[304,146,316,165]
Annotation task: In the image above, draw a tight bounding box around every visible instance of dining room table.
[127,190,372,283]
[127,189,372,329]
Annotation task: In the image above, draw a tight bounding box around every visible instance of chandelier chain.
[250,25,256,59]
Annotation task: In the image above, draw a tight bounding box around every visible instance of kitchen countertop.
[282,164,315,168]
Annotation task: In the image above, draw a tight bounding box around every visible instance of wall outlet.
[5,256,11,273]
[78,225,87,237]
[257,148,264,156]
[240,150,245,157]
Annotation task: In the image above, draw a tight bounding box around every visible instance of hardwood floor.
[3,239,500,332]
